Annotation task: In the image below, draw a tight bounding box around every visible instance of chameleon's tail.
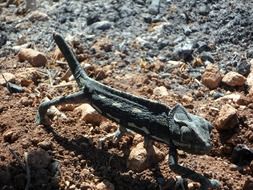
[53,33,88,89]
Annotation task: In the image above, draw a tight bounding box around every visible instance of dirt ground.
[1,0,253,190]
[1,53,253,190]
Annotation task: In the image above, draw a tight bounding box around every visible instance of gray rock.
[149,0,160,15]
[142,13,152,23]
[199,4,210,16]
[92,20,113,30]
[174,41,194,60]
[0,33,7,48]
[200,52,214,63]
[86,13,100,25]
[197,41,211,53]
[183,25,192,36]
[236,59,251,76]
[212,92,224,99]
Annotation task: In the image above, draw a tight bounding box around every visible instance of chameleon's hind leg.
[99,125,134,147]
[168,141,220,190]
[36,91,88,125]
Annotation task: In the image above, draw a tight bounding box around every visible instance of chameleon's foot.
[175,176,187,190]
[99,126,133,148]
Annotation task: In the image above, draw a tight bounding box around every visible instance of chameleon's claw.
[98,128,122,148]
[98,126,134,148]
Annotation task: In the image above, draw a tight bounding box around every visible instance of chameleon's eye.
[181,126,191,138]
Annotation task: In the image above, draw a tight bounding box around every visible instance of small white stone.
[96,180,114,190]
[74,104,105,125]
[153,86,168,97]
[0,73,15,85]
[28,10,49,22]
[127,142,165,172]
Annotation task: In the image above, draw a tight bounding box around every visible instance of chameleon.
[36,33,220,190]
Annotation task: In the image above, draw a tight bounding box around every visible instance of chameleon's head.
[169,104,213,155]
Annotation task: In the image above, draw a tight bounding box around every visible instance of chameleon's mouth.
[172,140,212,155]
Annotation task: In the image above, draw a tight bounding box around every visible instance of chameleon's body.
[36,34,220,190]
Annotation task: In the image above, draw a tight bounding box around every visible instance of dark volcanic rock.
[1,0,253,74]
[0,33,7,48]
[173,41,194,60]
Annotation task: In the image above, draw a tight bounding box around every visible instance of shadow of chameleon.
[41,124,173,190]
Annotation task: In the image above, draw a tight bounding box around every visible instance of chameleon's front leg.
[36,91,88,125]
[169,142,220,190]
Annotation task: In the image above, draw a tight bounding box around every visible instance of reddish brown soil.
[0,53,253,190]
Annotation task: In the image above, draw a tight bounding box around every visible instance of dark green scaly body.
[36,33,220,190]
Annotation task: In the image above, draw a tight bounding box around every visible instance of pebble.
[92,20,113,30]
[222,71,246,87]
[153,86,168,97]
[127,142,165,172]
[19,96,33,106]
[0,32,7,48]
[236,59,250,76]
[38,140,52,150]
[215,104,238,130]
[212,91,224,99]
[52,48,63,60]
[149,0,160,15]
[188,182,200,190]
[3,130,19,143]
[18,48,47,67]
[247,72,253,88]
[231,144,253,166]
[28,10,49,22]
[229,164,238,171]
[165,60,184,71]
[201,64,222,89]
[43,97,67,120]
[15,68,41,86]
[0,72,15,85]
[74,104,105,126]
[173,41,194,60]
[200,52,214,63]
[96,180,115,190]
[215,93,247,105]
[198,4,210,16]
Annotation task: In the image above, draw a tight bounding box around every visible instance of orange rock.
[222,71,246,87]
[18,48,47,67]
[201,64,222,89]
[215,104,238,130]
